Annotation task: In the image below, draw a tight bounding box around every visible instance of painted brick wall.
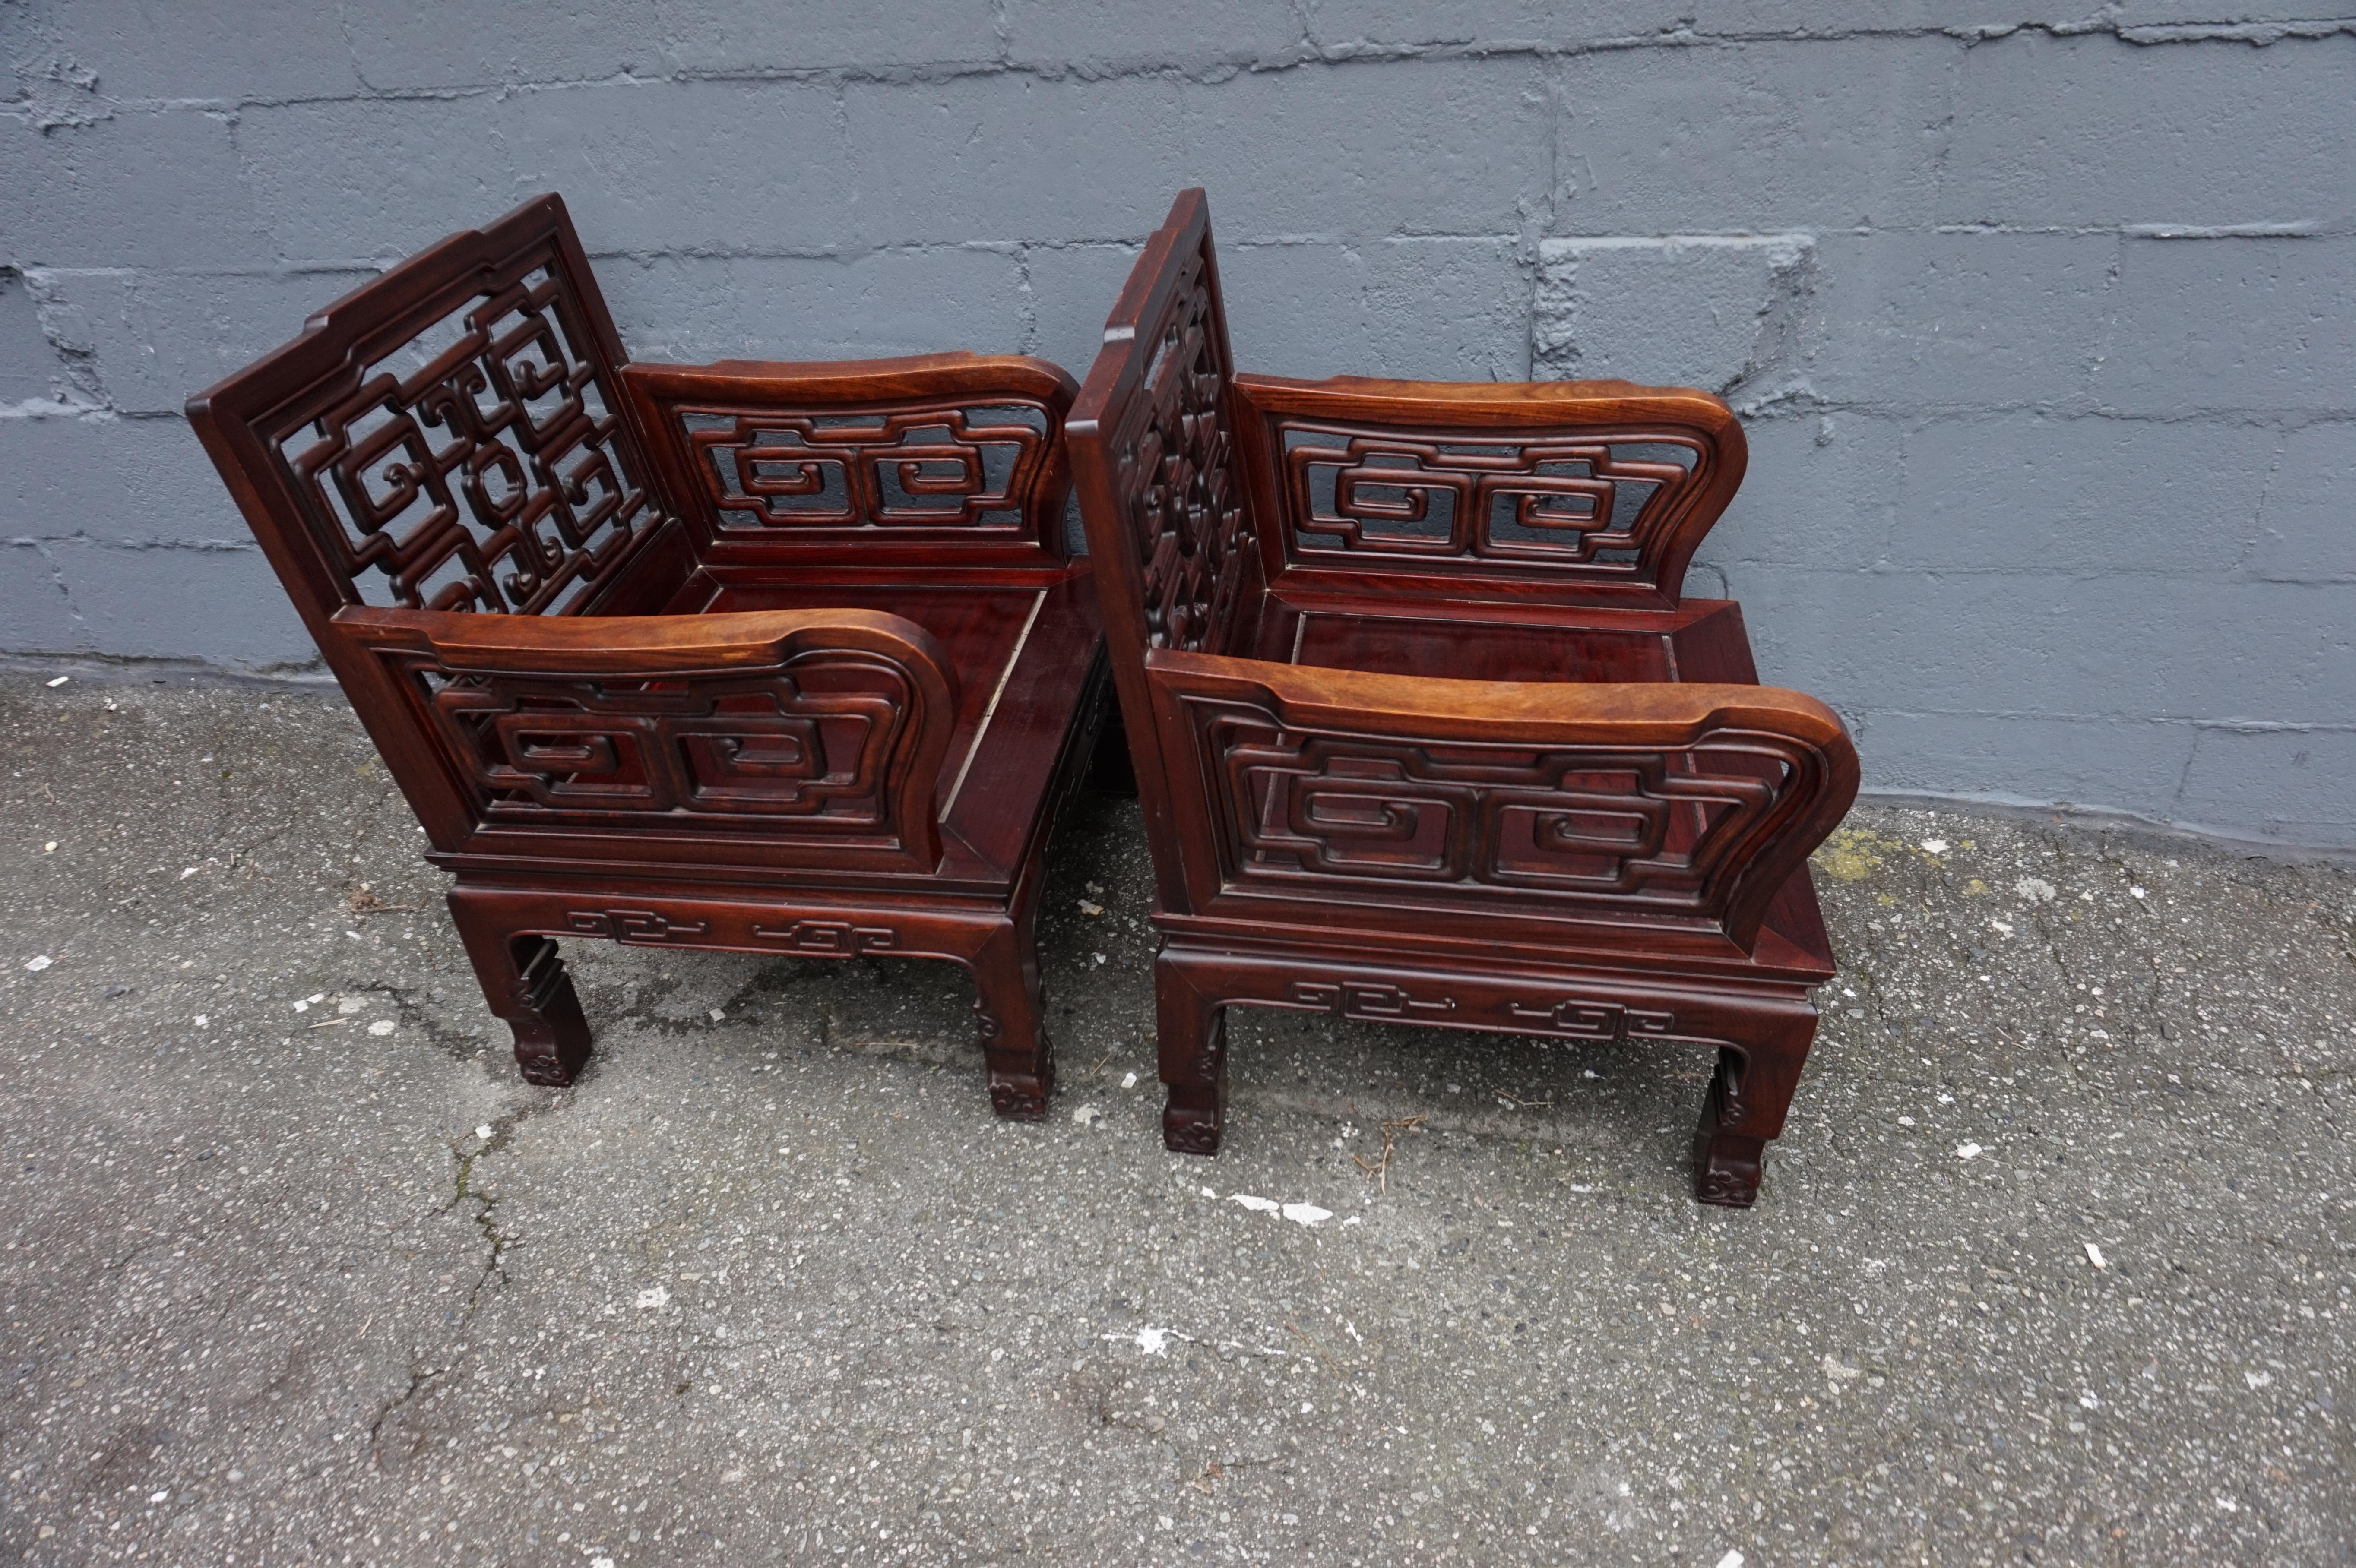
[3,2,2351,844]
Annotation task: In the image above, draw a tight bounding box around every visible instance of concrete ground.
[1,675,2351,1568]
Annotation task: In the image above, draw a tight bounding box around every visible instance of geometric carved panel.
[280,262,660,614]
[398,650,932,850]
[678,401,1054,537]
[1111,240,1250,654]
[1197,695,1811,920]
[1280,423,1703,582]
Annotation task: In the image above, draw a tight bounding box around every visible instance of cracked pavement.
[2,676,2352,1567]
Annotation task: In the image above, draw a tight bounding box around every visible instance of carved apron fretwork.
[567,908,710,942]
[753,919,898,955]
[1288,979,1458,1021]
[1504,997,1676,1041]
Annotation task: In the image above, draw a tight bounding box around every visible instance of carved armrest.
[1231,374,1747,607]
[1145,650,1857,948]
[335,606,961,869]
[620,352,1080,564]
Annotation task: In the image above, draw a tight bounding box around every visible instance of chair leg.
[1157,959,1227,1156]
[448,901,591,1087]
[970,919,1054,1119]
[1691,1009,1818,1208]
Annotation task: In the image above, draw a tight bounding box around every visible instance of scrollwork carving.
[1288,978,1458,1021]
[751,919,898,955]
[1504,997,1676,1040]
[567,909,710,942]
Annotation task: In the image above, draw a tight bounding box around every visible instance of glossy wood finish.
[187,193,1106,1117]
[1068,189,1859,1206]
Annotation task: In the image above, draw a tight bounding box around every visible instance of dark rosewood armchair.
[1067,190,1859,1205]
[188,193,1105,1118]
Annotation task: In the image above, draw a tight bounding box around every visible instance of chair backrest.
[1066,189,1257,663]
[187,193,677,629]
[1068,189,1262,907]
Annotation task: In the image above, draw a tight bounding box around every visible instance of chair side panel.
[1233,376,1747,610]
[1146,658,1853,949]
[621,354,1077,571]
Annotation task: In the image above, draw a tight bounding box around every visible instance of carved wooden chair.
[188,193,1106,1118]
[1067,190,1859,1206]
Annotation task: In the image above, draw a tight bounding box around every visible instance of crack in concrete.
[347,977,486,1064]
[366,1096,561,1469]
[8,13,2348,130]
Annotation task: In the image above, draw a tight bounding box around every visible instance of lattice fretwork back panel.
[272,251,662,615]
[1108,240,1251,654]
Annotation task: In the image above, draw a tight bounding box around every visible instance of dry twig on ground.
[1350,1113,1427,1194]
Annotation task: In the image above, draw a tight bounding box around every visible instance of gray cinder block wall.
[3,2,2351,845]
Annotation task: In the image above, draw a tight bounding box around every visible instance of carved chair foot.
[1691,1050,1766,1206]
[1156,964,1227,1155]
[987,1063,1055,1122]
[1162,1092,1224,1155]
[504,936,592,1086]
[972,922,1054,1121]
[1693,1129,1765,1208]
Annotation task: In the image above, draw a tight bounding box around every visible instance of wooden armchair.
[188,193,1106,1119]
[1067,190,1858,1206]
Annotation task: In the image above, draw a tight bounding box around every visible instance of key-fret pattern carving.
[1187,694,1821,923]
[676,401,1054,538]
[1277,421,1704,583]
[567,909,710,942]
[386,648,941,863]
[1112,244,1249,653]
[279,260,660,614]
